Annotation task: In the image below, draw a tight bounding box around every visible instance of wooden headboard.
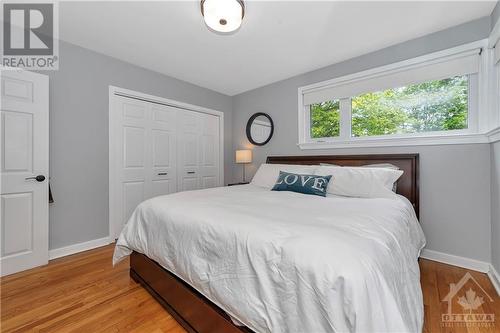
[266,154,419,217]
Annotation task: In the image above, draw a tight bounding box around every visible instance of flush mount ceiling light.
[201,0,245,34]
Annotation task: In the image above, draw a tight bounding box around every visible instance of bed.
[113,154,424,333]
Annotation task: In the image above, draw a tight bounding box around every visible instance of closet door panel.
[150,104,177,196]
[114,98,179,238]
[123,181,145,223]
[117,98,149,233]
[151,179,174,197]
[199,113,219,189]
[177,111,201,191]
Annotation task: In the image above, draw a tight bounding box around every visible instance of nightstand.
[227,182,249,186]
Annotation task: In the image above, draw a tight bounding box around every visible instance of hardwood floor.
[1,245,185,333]
[420,260,500,333]
[1,244,499,333]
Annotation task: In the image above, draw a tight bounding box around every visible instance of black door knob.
[25,175,46,182]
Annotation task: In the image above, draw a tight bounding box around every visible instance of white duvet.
[113,185,426,333]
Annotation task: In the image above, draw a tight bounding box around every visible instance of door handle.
[158,172,168,176]
[187,171,195,174]
[25,175,46,182]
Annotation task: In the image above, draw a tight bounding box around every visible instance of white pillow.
[319,162,399,192]
[314,166,403,198]
[361,163,400,170]
[251,164,318,189]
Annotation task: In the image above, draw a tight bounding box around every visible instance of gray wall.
[492,143,500,272]
[491,1,500,273]
[232,17,493,262]
[491,1,500,274]
[45,41,232,250]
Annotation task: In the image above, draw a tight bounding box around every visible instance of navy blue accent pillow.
[271,171,332,197]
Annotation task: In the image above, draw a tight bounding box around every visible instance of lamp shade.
[235,150,252,164]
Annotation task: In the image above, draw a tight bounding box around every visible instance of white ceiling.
[59,1,497,96]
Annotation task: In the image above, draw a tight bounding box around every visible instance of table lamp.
[235,150,252,182]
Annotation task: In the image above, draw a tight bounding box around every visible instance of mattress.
[113,184,426,333]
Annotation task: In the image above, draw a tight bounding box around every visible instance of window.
[299,45,484,148]
[351,76,468,137]
[310,100,340,138]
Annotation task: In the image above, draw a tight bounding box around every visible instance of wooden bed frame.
[130,154,419,333]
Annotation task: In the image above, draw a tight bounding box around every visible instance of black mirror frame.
[246,112,274,146]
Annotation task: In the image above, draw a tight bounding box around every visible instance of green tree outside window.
[310,75,468,138]
[310,100,340,138]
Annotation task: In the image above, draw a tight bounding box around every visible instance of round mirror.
[246,113,274,146]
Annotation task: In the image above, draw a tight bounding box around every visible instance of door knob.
[25,175,46,182]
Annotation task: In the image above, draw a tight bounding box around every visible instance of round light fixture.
[201,0,244,33]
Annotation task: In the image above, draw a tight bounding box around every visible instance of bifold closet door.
[177,111,220,191]
[198,112,220,189]
[112,94,221,238]
[113,97,177,238]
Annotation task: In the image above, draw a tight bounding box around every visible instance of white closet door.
[112,97,178,238]
[115,97,149,238]
[110,91,223,238]
[1,70,49,276]
[177,111,220,191]
[150,104,177,197]
[199,113,220,189]
[177,110,201,191]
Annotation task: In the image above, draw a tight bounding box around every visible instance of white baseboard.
[420,249,490,273]
[420,249,500,296]
[488,265,500,297]
[49,236,112,260]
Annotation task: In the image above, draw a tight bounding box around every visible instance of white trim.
[298,40,490,150]
[476,53,488,132]
[298,132,489,150]
[109,88,116,241]
[108,86,225,240]
[421,250,500,293]
[49,237,112,260]
[110,86,225,118]
[488,19,500,48]
[302,51,479,105]
[486,126,500,143]
[488,265,500,297]
[299,41,485,94]
[420,249,490,273]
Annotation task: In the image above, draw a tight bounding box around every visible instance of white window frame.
[488,60,500,143]
[298,40,494,149]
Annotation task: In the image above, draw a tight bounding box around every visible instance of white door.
[177,111,220,191]
[177,110,201,191]
[150,104,177,197]
[110,89,223,238]
[199,113,220,189]
[0,70,49,276]
[111,96,177,239]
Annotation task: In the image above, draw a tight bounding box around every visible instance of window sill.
[298,132,492,150]
[487,127,500,143]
